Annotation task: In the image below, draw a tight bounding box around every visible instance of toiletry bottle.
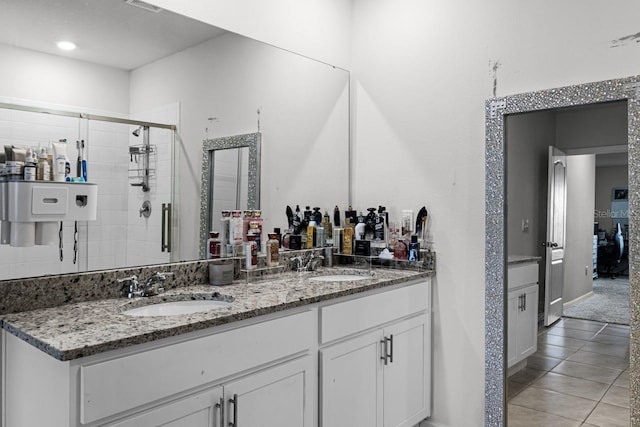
[253,210,264,251]
[343,220,354,255]
[303,206,312,231]
[401,210,414,238]
[323,210,333,241]
[36,147,50,181]
[317,224,325,247]
[365,208,377,240]
[333,227,344,252]
[306,217,317,249]
[207,231,221,259]
[245,234,258,270]
[354,214,366,241]
[408,235,420,261]
[376,206,388,242]
[23,147,36,181]
[231,210,244,244]
[345,205,357,225]
[249,220,261,252]
[293,205,302,234]
[333,205,341,227]
[394,239,408,260]
[220,210,231,255]
[46,144,54,181]
[313,207,323,224]
[266,233,280,267]
[242,210,253,241]
[274,227,282,247]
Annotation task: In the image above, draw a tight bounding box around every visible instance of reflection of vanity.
[507,256,540,374]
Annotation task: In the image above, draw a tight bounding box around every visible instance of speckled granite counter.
[1,267,433,361]
[508,255,542,265]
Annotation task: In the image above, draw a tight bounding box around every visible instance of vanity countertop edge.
[1,268,434,362]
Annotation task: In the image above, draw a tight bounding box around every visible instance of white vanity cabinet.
[2,276,432,427]
[507,260,540,371]
[319,280,431,427]
[108,356,313,427]
[3,310,316,427]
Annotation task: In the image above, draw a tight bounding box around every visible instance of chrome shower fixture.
[132,126,143,137]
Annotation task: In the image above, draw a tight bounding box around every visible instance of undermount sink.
[309,274,370,282]
[123,300,232,317]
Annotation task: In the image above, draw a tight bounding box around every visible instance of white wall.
[146,0,351,70]
[564,155,596,304]
[0,43,129,114]
[506,111,554,258]
[349,1,640,426]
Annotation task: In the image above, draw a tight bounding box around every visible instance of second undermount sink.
[123,300,232,317]
[309,274,370,282]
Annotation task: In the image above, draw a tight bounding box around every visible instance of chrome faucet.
[117,275,142,298]
[290,254,325,272]
[304,253,325,271]
[142,271,174,296]
[117,271,174,298]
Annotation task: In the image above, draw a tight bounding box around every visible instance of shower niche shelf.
[128,144,156,192]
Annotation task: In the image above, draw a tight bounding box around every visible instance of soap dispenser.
[355,213,366,241]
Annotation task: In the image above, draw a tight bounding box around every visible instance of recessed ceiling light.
[57,41,76,51]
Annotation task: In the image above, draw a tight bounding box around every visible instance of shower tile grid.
[508,318,630,427]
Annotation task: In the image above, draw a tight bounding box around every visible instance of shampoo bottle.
[354,214,366,241]
[266,233,280,267]
[409,235,420,261]
[306,217,317,249]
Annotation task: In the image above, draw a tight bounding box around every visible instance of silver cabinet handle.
[161,203,172,252]
[380,338,388,365]
[523,293,527,310]
[380,335,393,365]
[215,397,224,427]
[228,393,238,427]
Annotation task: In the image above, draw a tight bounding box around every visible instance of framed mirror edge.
[199,132,261,259]
[484,76,639,426]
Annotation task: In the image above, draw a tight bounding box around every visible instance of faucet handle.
[153,271,174,280]
[117,275,138,283]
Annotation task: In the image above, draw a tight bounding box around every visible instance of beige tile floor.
[507,318,630,426]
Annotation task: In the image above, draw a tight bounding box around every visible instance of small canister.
[209,260,234,286]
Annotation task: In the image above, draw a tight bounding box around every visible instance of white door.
[320,330,383,427]
[224,356,313,427]
[383,314,431,427]
[544,146,567,326]
[107,387,223,427]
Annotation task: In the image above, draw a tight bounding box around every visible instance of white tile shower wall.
[86,120,130,272]
[0,107,82,279]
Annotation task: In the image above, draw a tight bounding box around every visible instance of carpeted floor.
[563,277,630,325]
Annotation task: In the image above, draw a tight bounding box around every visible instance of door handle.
[228,393,238,427]
[541,241,559,248]
[161,203,172,252]
[523,293,527,310]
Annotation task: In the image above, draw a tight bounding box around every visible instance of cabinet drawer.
[80,310,314,424]
[320,280,429,344]
[507,262,538,291]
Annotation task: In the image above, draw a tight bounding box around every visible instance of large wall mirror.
[0,0,350,281]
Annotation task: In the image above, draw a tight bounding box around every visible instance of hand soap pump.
[355,213,366,241]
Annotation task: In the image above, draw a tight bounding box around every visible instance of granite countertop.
[1,267,433,362]
[508,255,542,265]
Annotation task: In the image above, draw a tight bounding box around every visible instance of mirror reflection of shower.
[129,125,155,192]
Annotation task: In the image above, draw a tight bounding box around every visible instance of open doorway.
[484,77,638,427]
[505,101,630,425]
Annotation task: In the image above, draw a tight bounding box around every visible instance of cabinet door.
[223,356,314,427]
[320,330,383,427]
[516,284,539,360]
[507,291,519,368]
[107,387,223,427]
[382,314,430,427]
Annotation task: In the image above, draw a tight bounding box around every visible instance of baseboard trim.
[563,291,594,309]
